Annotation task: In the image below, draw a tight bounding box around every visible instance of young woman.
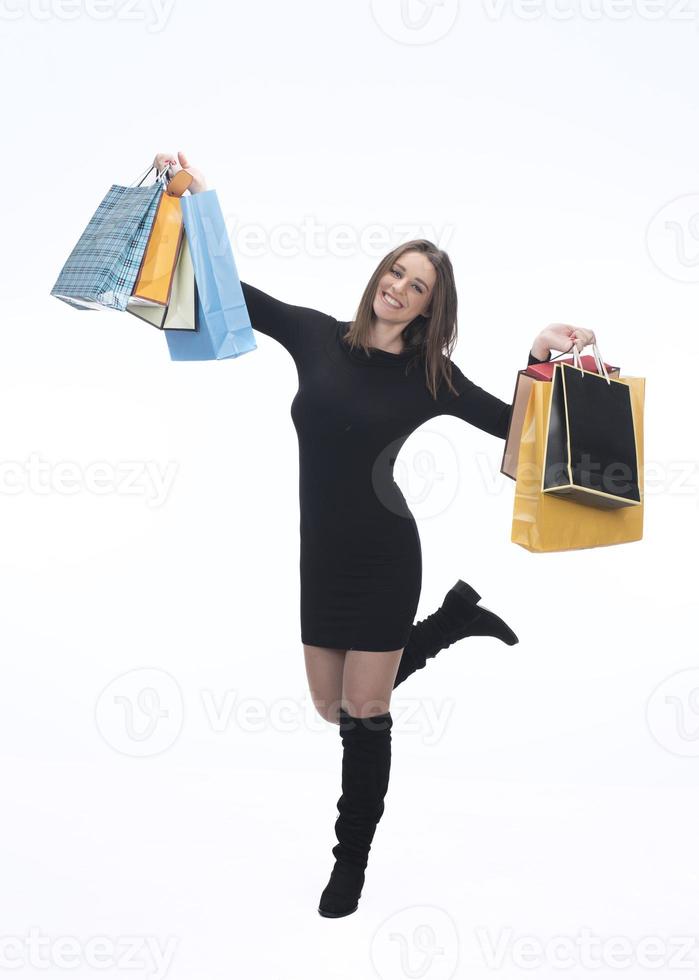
[154,152,595,918]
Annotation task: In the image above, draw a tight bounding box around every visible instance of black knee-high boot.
[318,708,393,918]
[393,580,519,689]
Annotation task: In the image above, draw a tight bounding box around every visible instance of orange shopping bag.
[127,169,193,325]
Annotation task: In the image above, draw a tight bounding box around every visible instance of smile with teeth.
[382,291,403,309]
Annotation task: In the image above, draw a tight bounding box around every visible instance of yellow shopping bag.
[126,170,196,330]
[130,194,182,305]
[511,374,646,552]
[129,169,193,308]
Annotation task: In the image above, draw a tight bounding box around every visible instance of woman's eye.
[391,269,423,293]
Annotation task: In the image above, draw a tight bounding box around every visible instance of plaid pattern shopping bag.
[51,168,165,312]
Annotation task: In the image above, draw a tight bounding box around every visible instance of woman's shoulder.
[239,280,339,358]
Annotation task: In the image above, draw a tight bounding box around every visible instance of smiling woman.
[236,242,553,919]
[152,151,592,919]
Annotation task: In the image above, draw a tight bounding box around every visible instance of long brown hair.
[344,239,460,399]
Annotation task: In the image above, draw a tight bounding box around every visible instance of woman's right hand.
[534,322,597,355]
[153,151,208,194]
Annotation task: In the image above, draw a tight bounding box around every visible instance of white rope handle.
[564,340,611,385]
[591,341,611,384]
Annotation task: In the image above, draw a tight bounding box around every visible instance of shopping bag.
[130,182,189,305]
[511,367,645,552]
[501,346,620,480]
[50,164,166,312]
[543,357,641,508]
[126,171,196,330]
[164,189,257,361]
[127,232,197,331]
[501,371,539,480]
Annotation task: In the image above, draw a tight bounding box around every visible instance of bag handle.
[131,163,170,188]
[591,341,611,384]
[551,340,612,385]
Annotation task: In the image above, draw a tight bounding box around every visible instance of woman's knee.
[342,648,403,718]
[310,695,344,724]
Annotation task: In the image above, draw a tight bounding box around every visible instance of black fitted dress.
[240,281,551,652]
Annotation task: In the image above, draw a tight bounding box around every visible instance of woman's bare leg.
[303,644,347,724]
[341,648,404,718]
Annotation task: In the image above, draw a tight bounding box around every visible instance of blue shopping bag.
[164,189,257,361]
[51,164,166,312]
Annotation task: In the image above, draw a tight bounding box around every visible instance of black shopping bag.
[542,362,641,509]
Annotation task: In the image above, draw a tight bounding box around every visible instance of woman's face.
[373,250,437,324]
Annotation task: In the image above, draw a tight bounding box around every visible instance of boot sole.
[449,582,520,646]
[318,903,359,918]
[477,606,520,645]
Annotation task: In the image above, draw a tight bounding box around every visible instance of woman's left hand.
[533,323,597,358]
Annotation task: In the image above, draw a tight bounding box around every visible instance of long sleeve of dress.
[241,281,303,359]
[441,348,552,439]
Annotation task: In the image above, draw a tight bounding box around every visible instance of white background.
[1,1,698,978]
